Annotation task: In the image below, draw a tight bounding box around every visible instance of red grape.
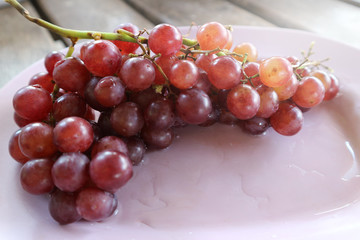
[273,74,299,101]
[126,137,146,165]
[49,189,81,225]
[144,98,175,129]
[196,22,228,50]
[208,56,242,90]
[44,51,65,76]
[259,57,293,87]
[154,55,177,84]
[270,102,304,136]
[110,102,144,137]
[120,57,155,91]
[227,84,260,120]
[91,136,129,158]
[53,93,87,122]
[94,76,126,107]
[233,42,258,62]
[111,23,139,54]
[242,117,270,135]
[141,127,174,149]
[8,129,30,164]
[324,74,340,101]
[28,72,54,93]
[148,23,183,56]
[90,151,133,193]
[256,85,279,118]
[169,60,199,89]
[292,76,325,108]
[195,53,216,73]
[53,117,94,153]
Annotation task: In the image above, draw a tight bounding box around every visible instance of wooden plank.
[229,0,360,48]
[0,1,64,88]
[37,0,154,44]
[126,0,276,26]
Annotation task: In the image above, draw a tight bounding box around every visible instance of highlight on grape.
[6,0,340,225]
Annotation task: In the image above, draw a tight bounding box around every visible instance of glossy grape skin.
[196,22,228,50]
[90,151,133,193]
[233,42,258,62]
[8,129,30,164]
[310,70,331,91]
[208,56,242,90]
[270,102,304,136]
[28,72,54,93]
[193,69,212,94]
[141,127,174,149]
[292,76,325,108]
[259,57,293,87]
[242,117,270,135]
[176,89,212,124]
[126,137,146,166]
[20,158,54,195]
[13,112,33,127]
[273,74,299,101]
[81,40,122,77]
[144,98,175,130]
[44,51,65,76]
[84,76,109,112]
[53,93,87,122]
[53,57,91,92]
[19,122,57,159]
[53,117,94,153]
[227,84,260,120]
[110,102,144,137]
[111,23,139,54]
[129,87,161,111]
[148,24,183,56]
[324,74,340,101]
[169,60,199,89]
[243,62,262,87]
[49,190,81,225]
[76,187,117,222]
[154,55,178,85]
[94,76,125,107]
[195,53,216,73]
[13,85,52,121]
[120,57,155,92]
[91,136,129,158]
[51,152,90,192]
[256,85,279,118]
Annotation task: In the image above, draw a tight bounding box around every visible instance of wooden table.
[1,0,360,88]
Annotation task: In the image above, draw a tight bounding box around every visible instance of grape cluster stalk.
[6,0,340,224]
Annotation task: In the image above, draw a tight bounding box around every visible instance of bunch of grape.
[8,22,339,224]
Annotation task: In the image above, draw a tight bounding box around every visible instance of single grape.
[243,62,262,87]
[13,85,52,121]
[256,85,279,118]
[13,112,33,127]
[90,151,133,193]
[94,76,126,107]
[110,102,144,137]
[120,57,155,92]
[126,137,146,166]
[52,152,90,192]
[324,74,340,101]
[44,51,65,76]
[232,42,258,62]
[84,76,109,112]
[144,98,175,129]
[8,129,30,164]
[227,84,260,120]
[259,57,293,87]
[292,76,325,108]
[53,57,91,92]
[310,70,331,91]
[129,87,161,111]
[270,102,304,136]
[192,69,212,93]
[81,40,122,77]
[176,88,212,124]
[49,189,81,225]
[169,60,199,89]
[141,127,174,149]
[53,116,94,153]
[91,136,129,158]
[196,22,228,50]
[154,55,178,84]
[18,122,57,159]
[28,72,54,93]
[208,56,242,90]
[148,23,183,56]
[111,23,139,54]
[218,109,239,125]
[273,74,299,101]
[76,187,117,222]
[20,158,54,195]
[242,117,270,135]
[53,93,87,122]
[195,53,216,73]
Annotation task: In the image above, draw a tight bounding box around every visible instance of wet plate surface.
[1,26,360,240]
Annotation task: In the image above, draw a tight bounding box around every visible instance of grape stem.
[5,0,198,46]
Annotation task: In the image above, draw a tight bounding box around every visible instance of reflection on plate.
[1,26,360,240]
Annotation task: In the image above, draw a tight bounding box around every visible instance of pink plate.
[1,26,360,240]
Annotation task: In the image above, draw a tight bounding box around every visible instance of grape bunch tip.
[7,0,340,225]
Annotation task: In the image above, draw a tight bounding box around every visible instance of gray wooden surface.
[1,0,359,88]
